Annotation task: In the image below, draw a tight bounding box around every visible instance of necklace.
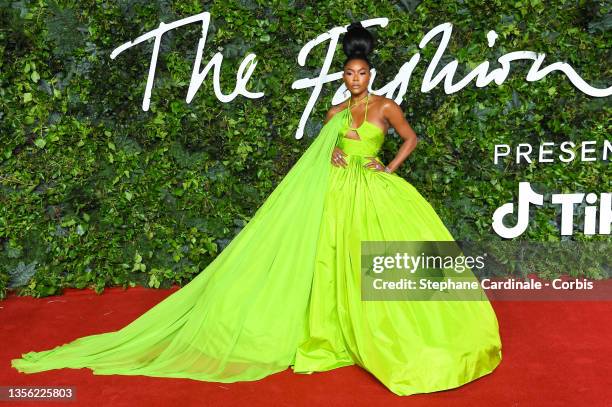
[347,93,369,130]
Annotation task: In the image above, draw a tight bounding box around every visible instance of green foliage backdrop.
[1,0,610,298]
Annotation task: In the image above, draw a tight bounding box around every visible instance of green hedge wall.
[1,0,610,298]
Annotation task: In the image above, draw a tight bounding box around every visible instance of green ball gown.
[11,101,502,396]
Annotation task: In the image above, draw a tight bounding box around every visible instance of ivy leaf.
[61,218,76,227]
[148,274,160,289]
[34,138,46,148]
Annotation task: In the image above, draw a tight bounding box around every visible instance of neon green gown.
[11,101,502,396]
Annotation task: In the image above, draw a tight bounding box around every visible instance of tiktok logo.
[492,182,612,238]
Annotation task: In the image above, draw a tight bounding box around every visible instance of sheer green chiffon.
[11,109,344,381]
[11,107,502,395]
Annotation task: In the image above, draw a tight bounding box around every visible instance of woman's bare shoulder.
[379,96,403,113]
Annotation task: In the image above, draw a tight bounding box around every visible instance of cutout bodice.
[336,104,385,157]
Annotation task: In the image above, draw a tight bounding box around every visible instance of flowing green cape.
[12,110,345,381]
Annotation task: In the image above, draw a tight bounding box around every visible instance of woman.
[11,22,502,396]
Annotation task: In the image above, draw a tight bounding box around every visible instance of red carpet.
[1,286,610,406]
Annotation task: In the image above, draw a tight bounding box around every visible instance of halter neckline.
[339,96,385,137]
[346,94,369,130]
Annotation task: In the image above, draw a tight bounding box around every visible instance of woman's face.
[343,59,370,96]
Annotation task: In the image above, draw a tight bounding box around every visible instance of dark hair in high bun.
[342,21,375,69]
